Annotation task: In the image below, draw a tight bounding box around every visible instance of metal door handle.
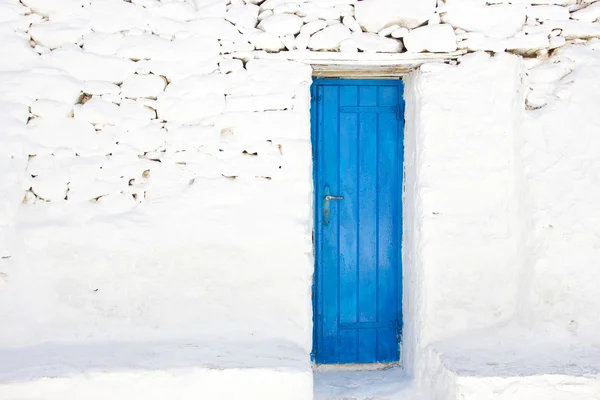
[325,195,344,201]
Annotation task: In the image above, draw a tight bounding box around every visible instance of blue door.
[312,79,404,364]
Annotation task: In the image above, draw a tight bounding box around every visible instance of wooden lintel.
[311,64,415,78]
[254,50,466,78]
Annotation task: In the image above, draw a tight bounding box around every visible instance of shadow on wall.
[0,339,311,384]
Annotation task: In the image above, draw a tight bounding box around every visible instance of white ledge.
[254,50,466,65]
[254,50,466,76]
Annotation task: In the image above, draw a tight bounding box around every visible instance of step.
[422,333,600,400]
[0,340,313,400]
[314,366,422,400]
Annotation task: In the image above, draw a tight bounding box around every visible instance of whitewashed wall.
[520,45,600,338]
[1,0,600,398]
[0,57,314,350]
[403,52,527,377]
[404,44,600,398]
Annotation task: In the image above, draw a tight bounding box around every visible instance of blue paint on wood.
[312,79,404,364]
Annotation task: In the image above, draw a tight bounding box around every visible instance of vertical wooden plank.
[338,85,359,327]
[314,83,324,361]
[377,328,398,362]
[321,84,340,363]
[357,85,378,362]
[376,85,400,362]
[378,85,397,107]
[338,85,359,362]
[358,329,377,363]
[338,329,358,363]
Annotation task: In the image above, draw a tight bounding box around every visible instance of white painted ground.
[421,325,600,400]
[0,340,312,400]
[315,367,422,400]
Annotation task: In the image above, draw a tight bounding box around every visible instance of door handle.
[325,195,344,201]
[323,185,343,226]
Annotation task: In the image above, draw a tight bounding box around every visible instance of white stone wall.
[404,46,600,386]
[403,52,527,377]
[1,0,600,396]
[0,0,317,351]
[520,45,600,337]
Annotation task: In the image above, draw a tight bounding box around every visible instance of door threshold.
[313,362,399,372]
[314,366,420,400]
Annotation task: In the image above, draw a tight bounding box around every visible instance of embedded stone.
[403,24,457,53]
[308,24,352,50]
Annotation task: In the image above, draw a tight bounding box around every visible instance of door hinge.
[395,104,402,121]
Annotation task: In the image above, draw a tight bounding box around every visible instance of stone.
[225,4,259,29]
[342,15,362,33]
[378,24,399,37]
[506,32,550,54]
[308,24,352,50]
[300,20,327,36]
[403,24,457,53]
[29,20,91,49]
[298,3,341,20]
[351,32,403,52]
[82,80,121,96]
[281,34,295,51]
[571,2,600,23]
[549,35,566,49]
[335,4,354,17]
[121,74,166,99]
[260,0,304,11]
[441,4,526,39]
[258,14,303,36]
[295,34,310,50]
[74,97,122,126]
[257,10,273,22]
[541,20,600,39]
[428,13,441,25]
[219,59,244,74]
[339,39,359,52]
[273,3,300,14]
[355,0,436,32]
[195,1,226,18]
[30,99,73,119]
[391,27,409,38]
[248,32,286,51]
[526,5,570,21]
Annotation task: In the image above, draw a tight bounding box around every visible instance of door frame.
[310,78,405,365]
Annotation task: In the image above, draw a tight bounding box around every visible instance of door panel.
[312,79,404,364]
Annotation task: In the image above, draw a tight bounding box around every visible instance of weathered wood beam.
[254,50,466,76]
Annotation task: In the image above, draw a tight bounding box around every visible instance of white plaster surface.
[0,2,315,397]
[403,52,526,375]
[404,38,600,400]
[421,327,600,400]
[315,367,421,400]
[520,44,600,335]
[0,341,312,400]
